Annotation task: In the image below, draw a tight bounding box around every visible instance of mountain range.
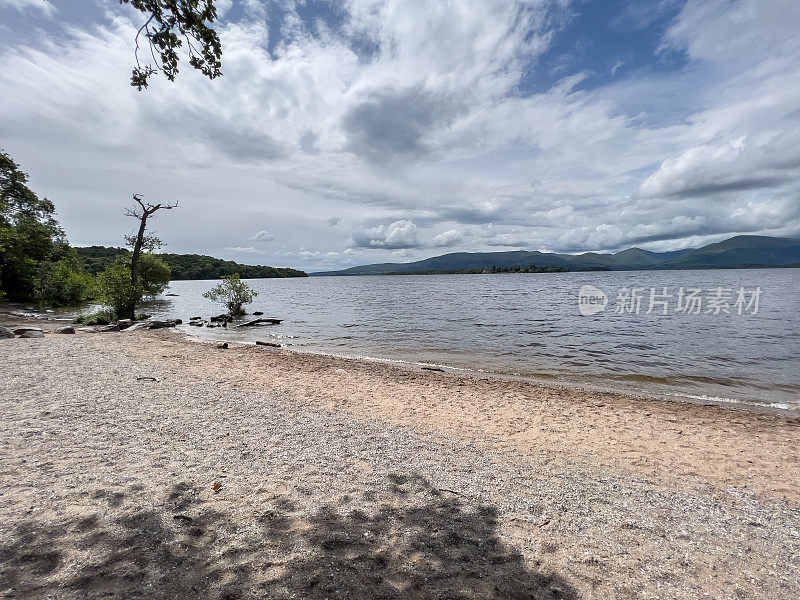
[312,235,800,276]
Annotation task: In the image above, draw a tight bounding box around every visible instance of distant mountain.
[312,235,800,276]
[75,246,307,279]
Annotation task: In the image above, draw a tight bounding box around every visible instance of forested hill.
[312,235,800,275]
[76,246,307,280]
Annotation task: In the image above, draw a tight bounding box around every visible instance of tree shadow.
[0,474,578,599]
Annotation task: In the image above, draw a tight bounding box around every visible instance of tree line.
[76,246,306,280]
[385,265,570,275]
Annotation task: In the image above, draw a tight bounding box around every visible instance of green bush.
[74,308,116,326]
[33,258,93,306]
[94,264,143,317]
[202,273,257,318]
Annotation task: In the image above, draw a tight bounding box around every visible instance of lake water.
[138,268,799,411]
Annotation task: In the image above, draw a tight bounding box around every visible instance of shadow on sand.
[0,473,578,599]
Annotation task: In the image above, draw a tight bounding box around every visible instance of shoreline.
[9,303,798,416]
[181,329,800,418]
[2,311,800,598]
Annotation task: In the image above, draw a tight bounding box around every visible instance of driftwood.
[255,340,281,348]
[237,318,283,328]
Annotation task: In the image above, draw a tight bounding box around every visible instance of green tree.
[132,252,171,297]
[33,251,93,306]
[95,263,143,318]
[202,273,257,317]
[123,0,223,90]
[0,151,71,301]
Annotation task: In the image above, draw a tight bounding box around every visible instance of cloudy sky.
[1,0,798,271]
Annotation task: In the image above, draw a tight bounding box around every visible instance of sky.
[0,0,799,272]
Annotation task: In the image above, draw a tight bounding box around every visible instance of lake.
[137,268,799,411]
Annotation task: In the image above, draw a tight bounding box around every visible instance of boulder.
[148,320,177,330]
[18,330,45,338]
[55,326,76,334]
[116,319,133,330]
[0,327,14,339]
[13,327,43,336]
[190,316,202,321]
[253,311,264,316]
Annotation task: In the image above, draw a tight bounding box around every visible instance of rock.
[0,327,14,339]
[97,325,120,332]
[190,316,202,321]
[116,319,133,330]
[13,327,43,336]
[253,311,264,316]
[121,322,149,332]
[256,340,281,348]
[18,330,45,338]
[166,293,179,297]
[172,319,182,325]
[210,314,231,322]
[148,320,177,329]
[217,342,228,349]
[77,327,99,333]
[55,326,75,334]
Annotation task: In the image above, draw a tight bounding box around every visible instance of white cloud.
[0,0,55,18]
[248,230,275,242]
[224,246,262,254]
[351,220,419,249]
[431,229,464,247]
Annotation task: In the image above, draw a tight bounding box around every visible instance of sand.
[1,314,799,599]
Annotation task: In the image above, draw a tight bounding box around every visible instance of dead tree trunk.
[122,194,177,319]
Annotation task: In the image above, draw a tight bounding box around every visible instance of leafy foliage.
[122,0,223,90]
[94,264,143,318]
[0,151,92,303]
[202,273,257,317]
[136,253,171,296]
[33,254,94,306]
[74,309,117,326]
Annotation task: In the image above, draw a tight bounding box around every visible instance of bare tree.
[124,194,177,317]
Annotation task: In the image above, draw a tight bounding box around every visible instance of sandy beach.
[1,314,799,599]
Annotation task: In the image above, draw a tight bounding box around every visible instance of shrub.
[33,259,93,306]
[74,309,116,326]
[202,273,257,318]
[94,263,143,317]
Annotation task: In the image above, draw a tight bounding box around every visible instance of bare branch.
[133,14,155,72]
